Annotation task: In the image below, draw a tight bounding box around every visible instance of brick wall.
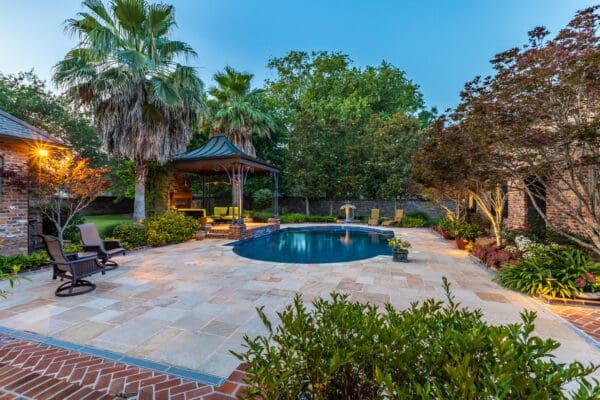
[505,181,528,230]
[0,138,30,255]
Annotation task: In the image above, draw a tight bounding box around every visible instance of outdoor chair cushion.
[212,207,228,217]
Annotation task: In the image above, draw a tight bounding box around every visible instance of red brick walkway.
[0,335,248,399]
[547,304,600,343]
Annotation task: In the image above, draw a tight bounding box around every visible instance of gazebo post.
[269,172,280,225]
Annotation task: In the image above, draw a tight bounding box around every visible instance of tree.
[458,7,600,254]
[207,66,275,156]
[412,116,509,246]
[32,154,109,245]
[53,0,204,222]
[0,71,105,167]
[265,51,432,207]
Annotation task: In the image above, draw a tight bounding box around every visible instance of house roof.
[174,133,279,174]
[0,109,64,146]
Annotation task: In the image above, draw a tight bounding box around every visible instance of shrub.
[63,243,83,254]
[252,188,272,211]
[472,244,520,270]
[399,215,428,227]
[144,210,200,247]
[113,223,147,249]
[497,248,600,298]
[246,210,272,223]
[456,222,480,240]
[406,210,431,221]
[0,251,48,273]
[280,213,337,223]
[437,215,457,236]
[233,279,599,399]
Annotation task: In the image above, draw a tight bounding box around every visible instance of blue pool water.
[230,226,394,263]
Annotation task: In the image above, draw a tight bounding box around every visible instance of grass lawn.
[83,214,132,237]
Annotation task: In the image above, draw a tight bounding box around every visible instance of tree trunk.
[305,197,310,216]
[133,160,147,223]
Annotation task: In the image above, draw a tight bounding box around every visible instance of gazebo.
[172,133,280,238]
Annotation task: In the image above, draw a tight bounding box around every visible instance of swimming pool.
[229,226,394,263]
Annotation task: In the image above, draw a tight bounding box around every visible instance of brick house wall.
[505,181,528,230]
[0,138,31,255]
[505,176,593,236]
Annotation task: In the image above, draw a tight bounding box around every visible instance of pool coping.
[0,325,226,386]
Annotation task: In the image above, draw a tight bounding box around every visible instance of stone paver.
[0,225,598,385]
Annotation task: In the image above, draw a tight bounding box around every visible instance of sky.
[0,0,597,111]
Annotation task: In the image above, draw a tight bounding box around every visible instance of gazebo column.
[229,164,247,239]
[269,172,280,226]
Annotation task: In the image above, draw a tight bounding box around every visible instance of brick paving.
[546,304,600,343]
[0,335,247,400]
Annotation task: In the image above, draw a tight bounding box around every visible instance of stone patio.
[0,225,598,383]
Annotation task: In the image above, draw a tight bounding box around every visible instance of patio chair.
[77,223,125,269]
[211,206,229,222]
[368,209,380,226]
[39,234,105,297]
[382,209,404,227]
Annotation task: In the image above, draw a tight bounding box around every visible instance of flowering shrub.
[512,235,547,259]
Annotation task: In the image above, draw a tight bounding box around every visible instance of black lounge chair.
[77,223,126,269]
[39,234,105,297]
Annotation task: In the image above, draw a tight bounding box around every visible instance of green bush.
[406,210,431,221]
[246,210,272,223]
[63,243,83,254]
[399,215,428,227]
[144,210,200,247]
[234,278,599,399]
[252,188,272,211]
[0,251,48,273]
[280,213,337,223]
[497,248,600,298]
[437,215,457,234]
[113,223,147,249]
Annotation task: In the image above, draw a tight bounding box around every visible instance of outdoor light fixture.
[37,148,49,158]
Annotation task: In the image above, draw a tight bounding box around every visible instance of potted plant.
[575,273,600,300]
[456,223,479,250]
[388,237,411,262]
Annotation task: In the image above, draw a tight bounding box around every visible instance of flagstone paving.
[0,225,597,392]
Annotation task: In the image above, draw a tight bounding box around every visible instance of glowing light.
[37,148,49,158]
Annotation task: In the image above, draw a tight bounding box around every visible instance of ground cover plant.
[234,278,599,399]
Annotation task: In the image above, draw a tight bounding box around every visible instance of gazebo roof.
[173,133,279,174]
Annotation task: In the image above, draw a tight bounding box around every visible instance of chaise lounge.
[77,223,126,269]
[39,234,106,297]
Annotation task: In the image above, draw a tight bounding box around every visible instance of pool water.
[230,227,394,263]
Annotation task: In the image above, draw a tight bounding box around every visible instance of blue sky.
[0,0,596,111]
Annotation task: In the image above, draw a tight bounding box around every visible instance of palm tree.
[53,0,204,222]
[208,66,274,156]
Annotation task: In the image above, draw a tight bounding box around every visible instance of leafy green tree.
[0,71,105,166]
[207,66,275,156]
[54,0,204,222]
[264,51,432,208]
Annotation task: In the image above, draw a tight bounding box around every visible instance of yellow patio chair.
[395,209,404,222]
[368,209,380,226]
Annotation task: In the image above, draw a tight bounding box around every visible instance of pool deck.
[0,225,598,391]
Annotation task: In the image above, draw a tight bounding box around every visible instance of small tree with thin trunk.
[458,7,600,255]
[32,154,109,246]
[412,116,509,246]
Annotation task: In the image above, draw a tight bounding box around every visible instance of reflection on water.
[233,228,393,263]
